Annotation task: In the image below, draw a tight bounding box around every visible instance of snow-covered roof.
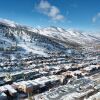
[86,92,100,100]
[4,85,17,93]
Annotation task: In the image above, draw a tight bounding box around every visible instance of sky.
[0,0,100,32]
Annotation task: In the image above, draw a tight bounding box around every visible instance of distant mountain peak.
[0,18,17,27]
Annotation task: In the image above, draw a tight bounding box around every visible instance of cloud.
[92,13,100,23]
[38,0,50,11]
[35,0,64,21]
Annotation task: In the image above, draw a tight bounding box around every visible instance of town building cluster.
[0,50,100,100]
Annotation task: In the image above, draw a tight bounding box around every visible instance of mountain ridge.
[0,19,99,56]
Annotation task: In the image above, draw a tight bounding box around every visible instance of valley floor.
[0,50,100,100]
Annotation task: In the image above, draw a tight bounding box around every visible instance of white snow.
[0,19,100,57]
[0,18,16,27]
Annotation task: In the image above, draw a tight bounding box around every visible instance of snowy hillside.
[0,19,99,56]
[0,19,69,56]
[38,27,100,46]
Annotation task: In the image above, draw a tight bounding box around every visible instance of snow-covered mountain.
[0,19,99,56]
[38,26,100,46]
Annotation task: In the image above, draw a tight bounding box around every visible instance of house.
[86,92,100,100]
[4,85,17,97]
[11,72,23,81]
[18,81,33,93]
